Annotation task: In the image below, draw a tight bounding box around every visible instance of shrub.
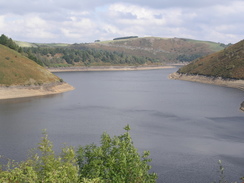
[0,130,79,183]
[77,125,157,182]
[0,126,157,183]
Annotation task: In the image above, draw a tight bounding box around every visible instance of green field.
[15,41,70,48]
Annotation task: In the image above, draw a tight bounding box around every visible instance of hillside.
[0,44,74,99]
[169,39,244,111]
[20,44,160,67]
[74,37,227,63]
[0,44,62,86]
[177,39,244,79]
[15,37,227,67]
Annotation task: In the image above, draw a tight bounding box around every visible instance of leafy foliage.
[0,34,43,66]
[211,160,244,183]
[22,46,159,67]
[0,34,21,53]
[0,126,157,183]
[0,130,79,182]
[176,54,203,62]
[77,125,157,182]
[15,37,227,66]
[81,37,226,63]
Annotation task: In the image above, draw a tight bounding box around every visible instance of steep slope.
[0,44,74,99]
[169,39,244,111]
[177,39,244,79]
[0,44,61,86]
[73,37,226,63]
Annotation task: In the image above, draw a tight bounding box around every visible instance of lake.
[0,68,244,182]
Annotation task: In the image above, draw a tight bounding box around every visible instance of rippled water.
[0,68,244,182]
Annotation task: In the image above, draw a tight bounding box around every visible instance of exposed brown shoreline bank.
[0,66,172,100]
[169,72,244,111]
[48,65,175,72]
[0,82,74,100]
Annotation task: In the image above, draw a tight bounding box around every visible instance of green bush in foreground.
[0,130,79,182]
[77,125,157,182]
[212,160,244,183]
[0,126,157,183]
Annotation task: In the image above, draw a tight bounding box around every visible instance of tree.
[77,125,157,183]
[0,34,20,51]
[0,126,157,183]
[0,130,79,182]
[0,34,9,45]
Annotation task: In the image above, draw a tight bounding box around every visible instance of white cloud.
[0,15,6,29]
[60,17,98,42]
[214,1,244,15]
[0,0,243,44]
[109,3,153,19]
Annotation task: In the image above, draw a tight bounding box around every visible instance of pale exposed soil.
[48,65,175,72]
[169,72,244,111]
[0,82,74,100]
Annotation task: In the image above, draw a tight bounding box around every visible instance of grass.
[177,39,244,79]
[15,41,70,48]
[81,37,225,63]
[184,38,225,52]
[35,43,70,47]
[14,41,39,48]
[0,45,60,86]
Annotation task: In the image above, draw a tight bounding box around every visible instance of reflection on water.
[0,68,244,183]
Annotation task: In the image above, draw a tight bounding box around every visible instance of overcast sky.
[0,0,243,44]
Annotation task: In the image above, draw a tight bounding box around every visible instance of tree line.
[0,34,43,66]
[176,54,204,62]
[23,46,159,67]
[0,34,159,67]
[0,34,22,53]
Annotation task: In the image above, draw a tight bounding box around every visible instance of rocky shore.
[169,72,244,112]
[48,65,175,72]
[0,82,74,100]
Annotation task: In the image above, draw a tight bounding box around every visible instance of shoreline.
[0,65,172,100]
[169,72,244,111]
[168,72,244,91]
[0,82,74,100]
[48,65,175,72]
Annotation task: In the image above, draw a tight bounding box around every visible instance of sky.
[0,0,243,44]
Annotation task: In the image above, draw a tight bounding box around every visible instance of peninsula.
[169,39,244,111]
[0,44,74,100]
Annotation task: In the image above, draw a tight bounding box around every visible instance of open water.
[0,68,244,182]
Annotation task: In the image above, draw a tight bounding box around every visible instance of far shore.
[48,65,175,72]
[0,65,173,100]
[0,82,74,100]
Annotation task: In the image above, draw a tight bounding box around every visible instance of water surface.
[0,68,244,182]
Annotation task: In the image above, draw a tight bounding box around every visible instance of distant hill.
[177,39,244,79]
[169,39,244,111]
[0,44,61,86]
[17,43,160,67]
[15,37,227,65]
[74,37,227,63]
